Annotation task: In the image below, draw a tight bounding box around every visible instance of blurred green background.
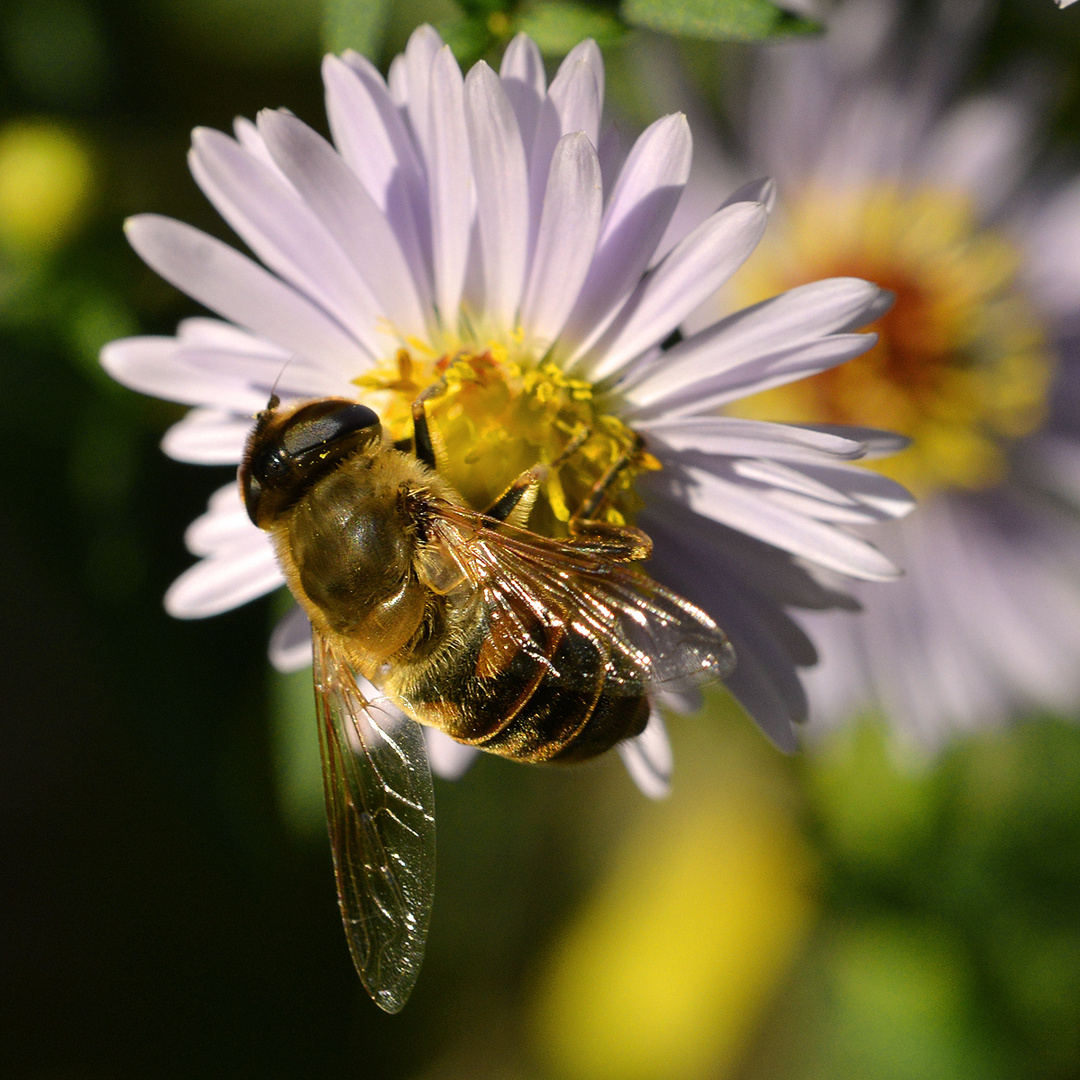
[4,0,1080,1076]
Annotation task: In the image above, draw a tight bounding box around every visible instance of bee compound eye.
[282,401,381,458]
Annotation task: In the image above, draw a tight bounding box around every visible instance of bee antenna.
[266,353,297,410]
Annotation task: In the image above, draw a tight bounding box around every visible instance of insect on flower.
[102,23,912,1013]
[240,377,735,1011]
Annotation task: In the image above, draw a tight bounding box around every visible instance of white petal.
[269,605,312,672]
[499,32,546,150]
[546,38,604,146]
[257,108,431,339]
[423,728,480,781]
[101,335,257,411]
[621,277,885,407]
[918,95,1031,215]
[387,53,407,106]
[465,62,529,331]
[554,114,692,363]
[596,123,626,208]
[401,24,444,161]
[793,461,915,519]
[189,127,390,358]
[427,46,473,332]
[183,482,249,555]
[579,199,769,381]
[720,176,777,214]
[162,409,250,464]
[165,536,283,618]
[519,132,602,351]
[1022,174,1080,317]
[809,425,911,459]
[731,458,869,508]
[323,53,433,286]
[124,215,373,374]
[617,704,672,799]
[641,499,808,748]
[232,116,285,176]
[625,333,876,420]
[676,464,902,580]
[638,416,867,462]
[100,323,334,413]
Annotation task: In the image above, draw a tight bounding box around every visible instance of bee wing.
[314,632,435,1014]
[427,503,736,694]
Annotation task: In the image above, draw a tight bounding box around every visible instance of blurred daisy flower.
[102,26,909,790]
[677,0,1080,745]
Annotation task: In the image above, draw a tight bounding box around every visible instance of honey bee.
[239,384,735,1012]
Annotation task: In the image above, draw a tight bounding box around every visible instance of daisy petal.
[638,416,867,462]
[621,277,886,408]
[401,24,444,159]
[617,705,672,799]
[165,536,283,618]
[465,62,529,331]
[519,132,602,351]
[124,215,373,374]
[189,127,389,357]
[323,53,433,285]
[580,199,770,381]
[641,501,809,749]
[162,409,250,464]
[427,46,472,332]
[499,32,545,149]
[423,728,480,781]
[269,605,312,672]
[809,425,912,459]
[183,483,250,556]
[257,108,430,339]
[546,38,604,146]
[627,334,876,420]
[555,113,692,363]
[676,464,902,580]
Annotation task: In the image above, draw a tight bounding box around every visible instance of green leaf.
[621,0,820,42]
[514,2,627,56]
[322,0,391,58]
[435,13,494,64]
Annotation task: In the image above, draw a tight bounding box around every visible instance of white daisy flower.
[676,0,1080,746]
[101,26,908,790]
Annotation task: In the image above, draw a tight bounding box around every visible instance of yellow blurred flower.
[531,714,816,1080]
[0,119,95,256]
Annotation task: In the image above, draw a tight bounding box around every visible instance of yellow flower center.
[354,340,657,537]
[725,185,1054,497]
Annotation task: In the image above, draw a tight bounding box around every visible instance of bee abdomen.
[402,619,650,763]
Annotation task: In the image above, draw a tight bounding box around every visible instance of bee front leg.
[567,434,652,562]
[410,385,443,472]
[482,466,546,525]
[480,425,593,525]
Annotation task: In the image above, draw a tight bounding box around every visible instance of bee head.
[240,396,382,527]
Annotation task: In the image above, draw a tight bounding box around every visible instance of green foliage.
[435,11,498,64]
[622,0,820,41]
[786,718,1080,1080]
[516,2,626,54]
[322,0,391,57]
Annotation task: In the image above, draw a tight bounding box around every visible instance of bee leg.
[410,356,481,470]
[482,466,546,524]
[410,393,439,471]
[571,433,646,524]
[566,435,652,561]
[480,425,593,524]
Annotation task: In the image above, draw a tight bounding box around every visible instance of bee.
[239,383,735,1012]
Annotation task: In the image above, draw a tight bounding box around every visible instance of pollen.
[354,345,654,536]
[725,185,1055,497]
